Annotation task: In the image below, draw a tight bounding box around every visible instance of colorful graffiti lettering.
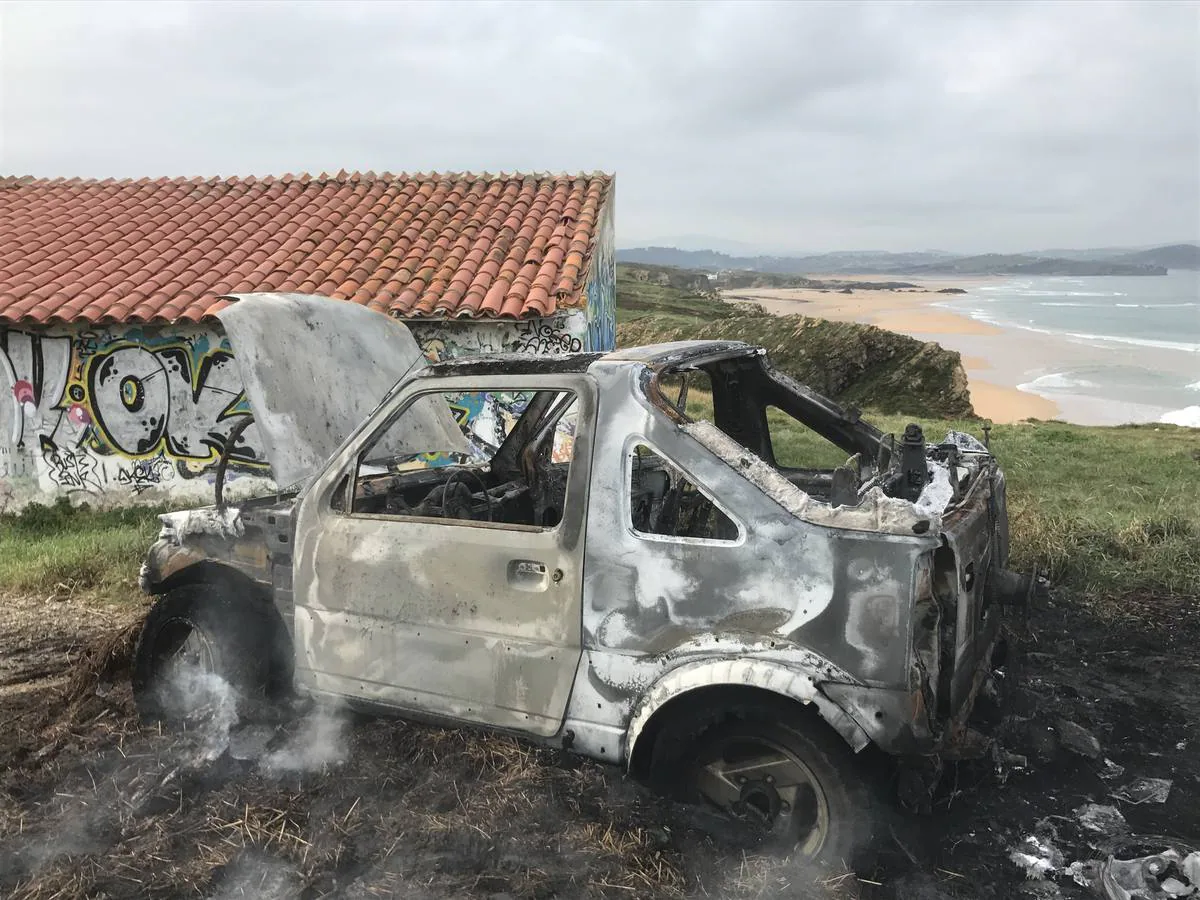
[1,325,269,507]
[1,331,73,452]
[80,340,259,467]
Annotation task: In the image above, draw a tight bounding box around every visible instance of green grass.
[0,498,163,603]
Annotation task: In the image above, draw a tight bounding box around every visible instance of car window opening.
[345,388,579,529]
[628,443,739,543]
[654,357,913,508]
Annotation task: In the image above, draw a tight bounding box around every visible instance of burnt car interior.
[347,389,577,529]
[653,352,947,508]
[628,444,739,542]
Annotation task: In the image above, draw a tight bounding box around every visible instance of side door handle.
[507,559,553,592]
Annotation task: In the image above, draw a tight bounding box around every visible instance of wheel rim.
[689,734,832,858]
[157,617,216,680]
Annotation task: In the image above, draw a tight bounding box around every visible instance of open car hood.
[216,293,464,489]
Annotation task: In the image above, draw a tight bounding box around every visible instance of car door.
[291,373,595,737]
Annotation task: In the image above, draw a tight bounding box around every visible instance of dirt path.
[1,593,1196,899]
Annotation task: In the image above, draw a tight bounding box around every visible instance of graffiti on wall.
[82,340,257,464]
[585,195,617,353]
[412,313,589,364]
[1,326,267,509]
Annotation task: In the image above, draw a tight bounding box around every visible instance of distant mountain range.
[616,243,1200,277]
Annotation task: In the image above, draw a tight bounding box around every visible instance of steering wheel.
[439,469,494,522]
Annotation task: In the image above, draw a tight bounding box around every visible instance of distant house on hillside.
[0,171,616,510]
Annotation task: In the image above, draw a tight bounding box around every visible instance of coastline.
[722,279,1061,424]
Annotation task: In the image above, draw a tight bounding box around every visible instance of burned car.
[133,293,1032,863]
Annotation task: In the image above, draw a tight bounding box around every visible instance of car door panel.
[292,374,595,738]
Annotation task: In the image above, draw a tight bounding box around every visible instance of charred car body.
[134,294,1032,862]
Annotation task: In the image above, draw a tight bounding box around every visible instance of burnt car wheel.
[132,583,279,723]
[655,705,872,866]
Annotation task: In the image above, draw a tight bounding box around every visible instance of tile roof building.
[0,172,616,509]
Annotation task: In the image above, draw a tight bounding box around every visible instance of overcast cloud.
[1,0,1197,253]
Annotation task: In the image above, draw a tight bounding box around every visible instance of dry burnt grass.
[1,590,1197,900]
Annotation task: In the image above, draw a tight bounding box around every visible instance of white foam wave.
[952,307,1200,352]
[1036,301,1197,309]
[1017,373,1098,394]
[1160,406,1200,428]
[1187,380,1200,391]
[988,289,1126,298]
[1062,330,1200,353]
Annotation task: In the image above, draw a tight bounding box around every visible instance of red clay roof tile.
[0,172,612,324]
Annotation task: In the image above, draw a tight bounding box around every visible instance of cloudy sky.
[1,0,1197,253]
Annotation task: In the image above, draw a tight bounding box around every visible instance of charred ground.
[1,586,1197,899]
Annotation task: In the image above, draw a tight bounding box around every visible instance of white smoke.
[163,664,240,760]
[160,663,348,774]
[207,852,300,899]
[261,704,347,774]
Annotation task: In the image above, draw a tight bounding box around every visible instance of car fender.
[625,657,873,766]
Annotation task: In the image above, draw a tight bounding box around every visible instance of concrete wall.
[410,309,590,363]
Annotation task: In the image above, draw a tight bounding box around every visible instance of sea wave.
[987,289,1127,298]
[1160,406,1200,428]
[1062,331,1200,353]
[950,308,1200,353]
[1017,373,1099,393]
[1036,301,1197,309]
[1187,381,1200,392]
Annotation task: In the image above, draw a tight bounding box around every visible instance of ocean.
[940,270,1200,427]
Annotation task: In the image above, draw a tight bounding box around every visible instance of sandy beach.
[723,278,1062,424]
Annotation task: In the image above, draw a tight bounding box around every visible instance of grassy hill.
[616,263,974,418]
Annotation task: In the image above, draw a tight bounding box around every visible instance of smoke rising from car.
[162,664,239,760]
[261,703,347,773]
[206,851,301,900]
[160,664,347,774]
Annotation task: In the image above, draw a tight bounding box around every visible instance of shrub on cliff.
[617,313,975,419]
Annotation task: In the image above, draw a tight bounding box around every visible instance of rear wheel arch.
[625,660,871,778]
[627,679,878,865]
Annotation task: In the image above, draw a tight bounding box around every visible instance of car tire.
[650,699,873,867]
[131,582,279,724]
